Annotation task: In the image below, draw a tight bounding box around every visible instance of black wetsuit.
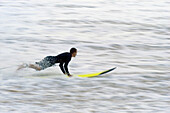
[56,52,72,75]
[36,52,72,75]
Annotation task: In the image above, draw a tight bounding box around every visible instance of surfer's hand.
[68,74,72,77]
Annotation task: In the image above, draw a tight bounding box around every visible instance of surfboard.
[76,67,116,78]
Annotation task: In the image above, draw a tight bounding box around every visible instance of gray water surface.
[0,0,170,113]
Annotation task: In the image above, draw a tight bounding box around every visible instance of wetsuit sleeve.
[59,63,66,74]
[64,60,70,75]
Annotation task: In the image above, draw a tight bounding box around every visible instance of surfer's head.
[70,47,77,57]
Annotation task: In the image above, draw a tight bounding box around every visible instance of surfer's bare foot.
[17,64,28,71]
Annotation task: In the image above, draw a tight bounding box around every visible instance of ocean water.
[0,0,170,112]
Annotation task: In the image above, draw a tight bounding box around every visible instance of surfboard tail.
[99,67,117,76]
[77,67,117,78]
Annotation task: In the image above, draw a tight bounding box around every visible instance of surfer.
[17,48,77,77]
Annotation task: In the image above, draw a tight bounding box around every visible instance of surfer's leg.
[28,64,41,71]
[17,56,53,71]
[17,63,41,71]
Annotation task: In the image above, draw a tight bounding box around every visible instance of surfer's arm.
[64,61,70,75]
[59,63,66,74]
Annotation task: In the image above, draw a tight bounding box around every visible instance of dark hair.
[70,48,77,54]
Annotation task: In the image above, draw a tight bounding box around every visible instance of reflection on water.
[0,0,170,112]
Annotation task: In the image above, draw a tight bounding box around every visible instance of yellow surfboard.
[76,67,116,78]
